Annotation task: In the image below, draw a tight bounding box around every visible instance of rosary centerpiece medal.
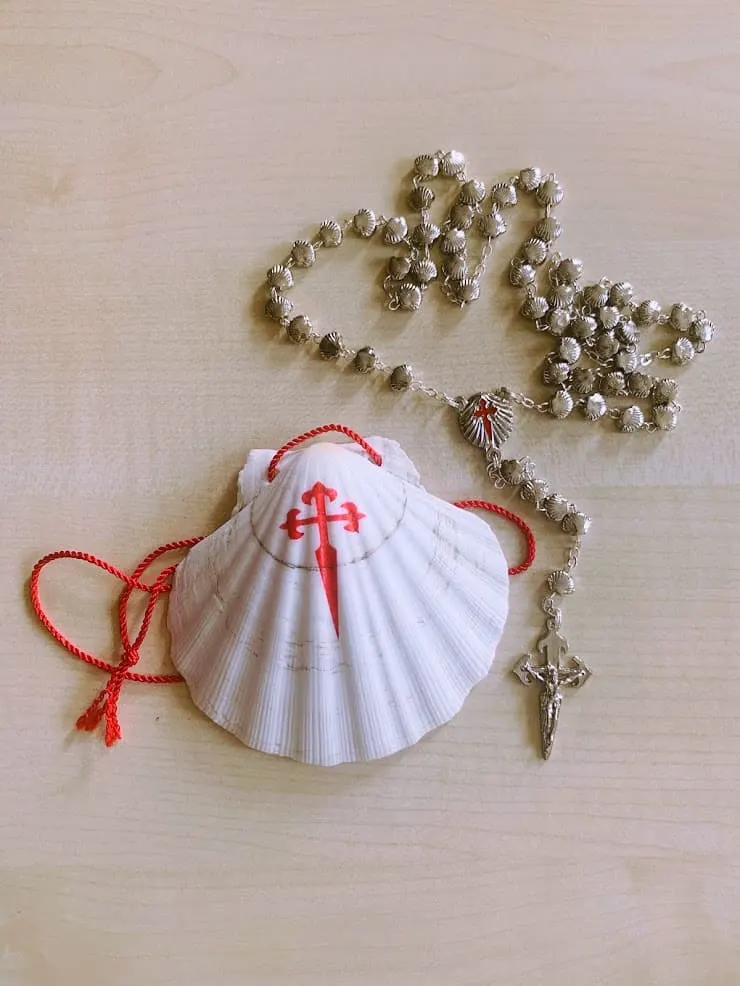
[458,392,514,450]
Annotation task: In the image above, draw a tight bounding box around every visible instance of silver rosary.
[261,150,714,759]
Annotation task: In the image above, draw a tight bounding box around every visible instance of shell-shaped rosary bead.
[318,220,343,247]
[584,394,607,420]
[382,216,408,245]
[267,264,294,291]
[353,209,377,237]
[353,347,377,373]
[550,390,574,418]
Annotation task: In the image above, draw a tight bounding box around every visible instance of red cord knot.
[29,540,201,745]
[75,656,137,746]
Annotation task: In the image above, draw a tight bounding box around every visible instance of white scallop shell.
[168,437,509,765]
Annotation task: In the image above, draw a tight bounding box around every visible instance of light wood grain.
[2,1,740,983]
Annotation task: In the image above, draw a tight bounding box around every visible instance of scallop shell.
[442,256,468,281]
[548,310,571,336]
[318,220,342,247]
[583,393,607,420]
[550,285,575,310]
[478,210,507,238]
[408,185,434,211]
[522,238,548,266]
[542,359,570,386]
[520,295,549,321]
[615,347,638,374]
[550,390,574,418]
[571,367,598,395]
[414,154,439,179]
[572,316,597,342]
[388,255,412,280]
[492,181,517,208]
[411,222,440,247]
[619,405,645,432]
[518,167,542,192]
[536,178,564,207]
[458,179,486,204]
[635,299,662,326]
[452,277,480,305]
[610,281,634,306]
[628,371,652,397]
[671,338,695,364]
[653,402,679,431]
[352,209,377,238]
[450,203,475,229]
[556,258,583,284]
[439,149,466,177]
[441,228,466,254]
[533,216,562,242]
[382,216,408,245]
[410,258,437,284]
[168,438,509,766]
[669,303,693,331]
[617,320,639,345]
[583,283,610,309]
[558,336,582,364]
[397,281,422,311]
[509,260,535,287]
[267,265,294,291]
[291,240,315,267]
[318,331,343,359]
[596,331,619,360]
[690,317,714,344]
[653,378,678,403]
[265,293,293,321]
[598,306,621,331]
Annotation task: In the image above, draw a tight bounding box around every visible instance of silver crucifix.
[513,626,591,760]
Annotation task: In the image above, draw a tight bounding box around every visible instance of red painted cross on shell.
[473,397,498,442]
[280,482,365,637]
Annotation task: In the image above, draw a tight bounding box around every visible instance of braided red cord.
[267,424,383,481]
[29,538,201,745]
[453,499,536,576]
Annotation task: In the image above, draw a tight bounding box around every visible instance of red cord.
[29,539,201,746]
[453,499,536,576]
[267,424,383,481]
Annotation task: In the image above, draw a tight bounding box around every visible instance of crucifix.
[512,625,591,759]
[281,481,365,637]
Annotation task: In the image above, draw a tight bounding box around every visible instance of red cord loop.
[267,424,383,481]
[453,499,536,576]
[29,539,201,746]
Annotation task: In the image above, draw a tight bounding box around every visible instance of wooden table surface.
[3,1,740,983]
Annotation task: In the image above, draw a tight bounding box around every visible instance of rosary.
[262,150,714,759]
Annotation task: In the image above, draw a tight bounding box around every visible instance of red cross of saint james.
[280,481,365,637]
[473,397,497,441]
